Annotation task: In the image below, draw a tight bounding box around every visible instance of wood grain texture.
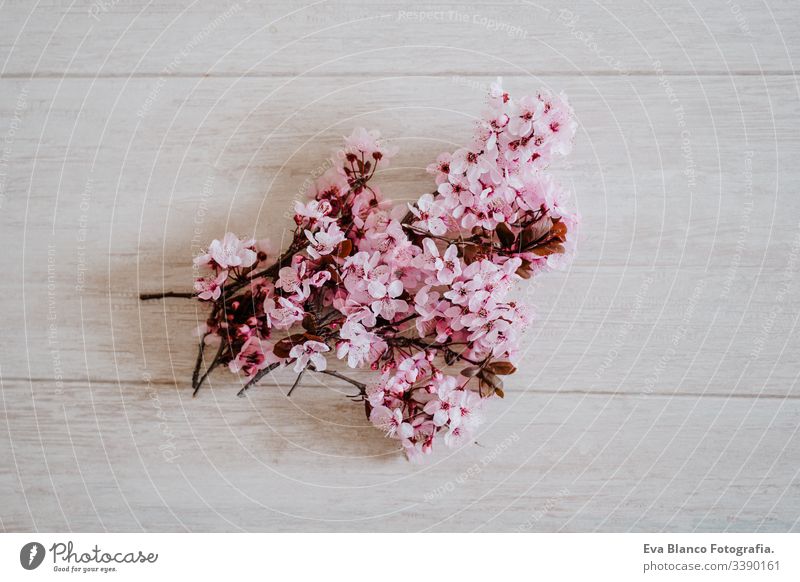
[1,0,799,75]
[1,0,799,532]
[3,379,799,532]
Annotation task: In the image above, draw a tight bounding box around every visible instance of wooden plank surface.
[1,0,799,75]
[3,379,799,531]
[1,0,799,532]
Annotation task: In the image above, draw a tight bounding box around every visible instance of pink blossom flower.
[265,296,304,330]
[366,219,409,254]
[198,232,257,269]
[370,279,408,321]
[343,128,397,163]
[436,174,471,200]
[482,319,519,357]
[417,239,462,285]
[369,405,414,439]
[276,261,332,300]
[336,320,387,368]
[443,424,471,448]
[276,265,305,297]
[294,199,333,223]
[308,168,349,202]
[289,340,330,373]
[228,338,275,377]
[437,244,462,284]
[402,439,431,463]
[443,279,470,306]
[340,251,376,291]
[194,270,228,301]
[422,375,460,426]
[426,152,452,185]
[449,389,483,429]
[254,238,273,260]
[415,237,441,274]
[508,95,544,137]
[305,223,346,259]
[409,193,447,236]
[414,286,454,342]
[450,147,500,186]
[394,352,431,385]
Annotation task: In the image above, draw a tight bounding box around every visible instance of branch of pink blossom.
[141,80,579,460]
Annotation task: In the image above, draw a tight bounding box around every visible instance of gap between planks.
[6,376,799,400]
[1,70,798,80]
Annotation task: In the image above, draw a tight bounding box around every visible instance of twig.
[140,291,194,300]
[191,333,210,389]
[193,340,225,396]
[376,312,418,329]
[139,239,304,306]
[287,368,305,397]
[309,365,367,394]
[225,239,305,296]
[409,338,482,365]
[236,362,281,397]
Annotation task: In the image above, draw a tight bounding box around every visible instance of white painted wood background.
[1,0,799,532]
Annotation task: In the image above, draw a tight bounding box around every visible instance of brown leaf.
[460,365,481,378]
[272,343,293,359]
[478,378,494,398]
[317,254,335,267]
[302,314,317,333]
[495,222,515,248]
[462,243,481,265]
[273,333,312,358]
[479,370,502,388]
[520,220,552,249]
[335,239,353,258]
[478,372,503,397]
[494,387,505,398]
[327,266,342,284]
[515,259,532,279]
[486,361,517,375]
[550,219,568,242]
[531,241,565,257]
